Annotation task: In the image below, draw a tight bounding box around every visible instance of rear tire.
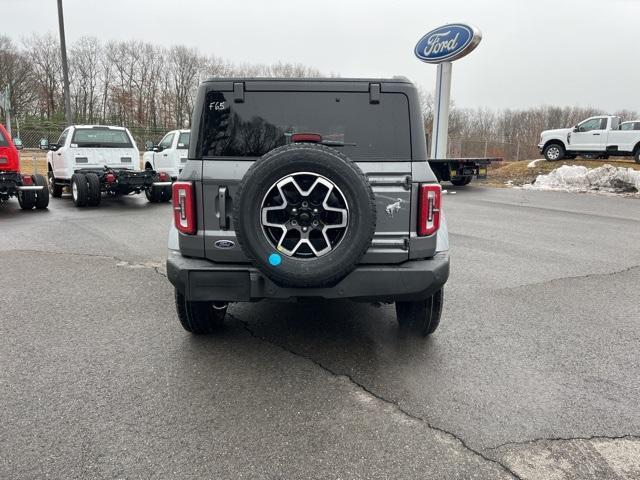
[162,184,172,202]
[71,173,89,207]
[174,290,227,334]
[145,186,162,203]
[396,289,444,337]
[48,170,63,198]
[17,189,36,210]
[634,149,640,164]
[543,143,565,161]
[450,176,472,186]
[33,174,49,209]
[85,173,102,206]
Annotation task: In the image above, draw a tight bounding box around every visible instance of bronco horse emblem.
[385,198,403,217]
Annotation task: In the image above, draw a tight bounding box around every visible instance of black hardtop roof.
[202,76,413,84]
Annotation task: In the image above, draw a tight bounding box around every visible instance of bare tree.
[0,35,37,119]
[23,33,63,119]
[168,45,203,127]
[70,36,100,123]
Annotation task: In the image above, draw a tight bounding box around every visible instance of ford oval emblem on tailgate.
[215,240,235,249]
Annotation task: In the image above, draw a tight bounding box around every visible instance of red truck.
[0,124,49,210]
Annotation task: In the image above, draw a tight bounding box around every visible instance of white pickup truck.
[142,129,190,180]
[538,115,640,163]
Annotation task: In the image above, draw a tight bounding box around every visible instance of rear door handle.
[218,186,229,230]
[593,133,601,136]
[163,154,168,156]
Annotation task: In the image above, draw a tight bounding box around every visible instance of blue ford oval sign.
[414,24,482,63]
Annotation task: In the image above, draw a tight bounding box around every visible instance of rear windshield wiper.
[320,140,357,147]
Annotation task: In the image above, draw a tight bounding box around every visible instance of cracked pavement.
[1,187,639,479]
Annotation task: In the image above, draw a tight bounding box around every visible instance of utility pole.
[57,0,73,126]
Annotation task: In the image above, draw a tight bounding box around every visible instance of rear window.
[0,128,8,146]
[621,122,640,131]
[199,91,411,160]
[177,132,190,149]
[71,128,133,148]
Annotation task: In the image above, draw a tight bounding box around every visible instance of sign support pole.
[430,62,452,160]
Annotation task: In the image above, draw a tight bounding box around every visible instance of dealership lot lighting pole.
[57,0,73,126]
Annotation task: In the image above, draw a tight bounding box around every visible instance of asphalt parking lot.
[1,186,639,479]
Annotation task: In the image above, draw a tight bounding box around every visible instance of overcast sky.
[4,0,640,113]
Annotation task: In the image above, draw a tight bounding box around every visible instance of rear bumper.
[167,251,449,302]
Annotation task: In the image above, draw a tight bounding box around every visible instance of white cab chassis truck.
[43,125,172,207]
[538,115,640,163]
[142,129,189,180]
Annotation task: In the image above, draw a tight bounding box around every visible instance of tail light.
[21,175,33,186]
[418,184,441,236]
[172,181,196,234]
[158,172,169,182]
[105,172,116,183]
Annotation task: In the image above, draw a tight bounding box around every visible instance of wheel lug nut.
[312,220,319,227]
[291,220,297,225]
[302,201,308,207]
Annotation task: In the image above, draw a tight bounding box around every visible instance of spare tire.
[233,143,376,287]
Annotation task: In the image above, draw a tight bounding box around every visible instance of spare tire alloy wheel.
[262,172,348,258]
[234,144,376,288]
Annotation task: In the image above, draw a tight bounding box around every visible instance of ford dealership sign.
[414,24,482,63]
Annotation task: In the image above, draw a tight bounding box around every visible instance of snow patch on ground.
[527,159,544,168]
[521,164,640,195]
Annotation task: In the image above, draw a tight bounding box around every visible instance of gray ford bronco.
[166,77,449,336]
